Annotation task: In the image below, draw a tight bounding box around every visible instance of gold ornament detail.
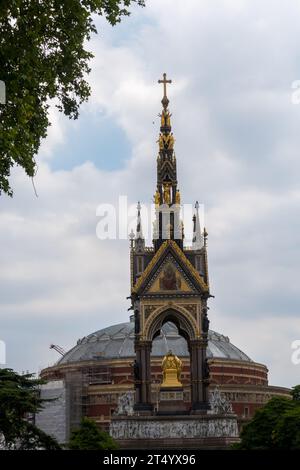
[163,183,171,204]
[161,350,182,388]
[157,131,175,151]
[168,133,175,149]
[160,110,172,127]
[154,190,161,207]
[157,134,164,150]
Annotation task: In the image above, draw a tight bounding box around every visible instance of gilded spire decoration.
[156,73,176,196]
[154,73,183,250]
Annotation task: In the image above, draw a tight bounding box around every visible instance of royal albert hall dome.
[58,320,251,364]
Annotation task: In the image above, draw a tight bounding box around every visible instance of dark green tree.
[291,385,300,402]
[68,417,118,450]
[235,391,300,450]
[0,367,60,449]
[272,407,300,450]
[0,0,144,196]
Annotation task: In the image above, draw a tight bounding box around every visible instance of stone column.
[190,338,210,412]
[134,340,153,413]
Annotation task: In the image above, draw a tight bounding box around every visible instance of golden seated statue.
[161,350,182,388]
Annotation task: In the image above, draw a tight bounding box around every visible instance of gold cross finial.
[158,73,172,106]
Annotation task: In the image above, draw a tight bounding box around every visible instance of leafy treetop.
[0,0,145,195]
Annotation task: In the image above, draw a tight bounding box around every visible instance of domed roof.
[58,320,252,365]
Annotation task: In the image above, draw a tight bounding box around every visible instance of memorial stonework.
[109,74,240,448]
[110,415,239,449]
[38,75,290,445]
[110,387,239,448]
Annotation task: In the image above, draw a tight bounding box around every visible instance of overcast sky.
[1,0,300,387]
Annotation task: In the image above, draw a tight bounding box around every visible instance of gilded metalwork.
[157,134,164,150]
[160,110,172,128]
[154,189,160,207]
[163,183,171,204]
[161,350,182,388]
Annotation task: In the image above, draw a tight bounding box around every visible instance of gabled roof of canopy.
[132,240,209,295]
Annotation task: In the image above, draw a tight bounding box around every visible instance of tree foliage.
[272,407,300,450]
[291,385,300,402]
[68,417,118,450]
[236,390,300,450]
[0,367,60,449]
[0,0,144,195]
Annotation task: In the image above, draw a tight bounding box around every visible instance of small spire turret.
[136,201,143,239]
[192,201,203,250]
[134,201,145,252]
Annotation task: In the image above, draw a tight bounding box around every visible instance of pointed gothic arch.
[145,306,198,344]
[134,305,209,413]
